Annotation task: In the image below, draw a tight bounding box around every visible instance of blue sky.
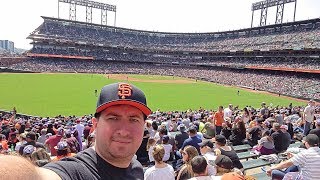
[0,0,319,49]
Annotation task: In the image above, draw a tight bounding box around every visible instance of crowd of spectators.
[1,100,320,179]
[8,58,320,100]
[30,18,320,53]
[28,46,320,71]
[198,57,320,70]
[0,57,28,67]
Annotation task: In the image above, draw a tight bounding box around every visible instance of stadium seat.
[242,159,272,172]
[232,144,252,152]
[237,151,259,160]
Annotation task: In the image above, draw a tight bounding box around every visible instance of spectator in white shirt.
[162,135,172,162]
[267,134,320,180]
[224,104,233,120]
[303,100,316,136]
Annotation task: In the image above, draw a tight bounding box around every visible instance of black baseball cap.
[26,132,36,141]
[96,82,152,116]
[215,135,227,145]
[215,155,234,169]
[188,126,197,134]
[198,140,214,148]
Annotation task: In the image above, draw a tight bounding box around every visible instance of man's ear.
[92,117,98,129]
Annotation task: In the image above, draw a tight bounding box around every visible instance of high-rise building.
[0,40,15,52]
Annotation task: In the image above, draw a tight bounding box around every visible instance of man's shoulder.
[43,148,97,180]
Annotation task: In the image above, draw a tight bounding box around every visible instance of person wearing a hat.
[199,140,217,176]
[303,99,316,136]
[39,82,152,179]
[199,140,216,162]
[280,125,292,149]
[65,130,80,153]
[214,155,235,176]
[271,123,288,153]
[267,134,320,179]
[52,141,76,161]
[22,145,36,159]
[309,118,320,140]
[214,135,243,171]
[19,132,45,155]
[179,125,202,157]
[175,124,189,159]
[45,128,65,156]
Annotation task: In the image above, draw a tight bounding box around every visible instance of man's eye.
[130,118,141,123]
[107,117,118,121]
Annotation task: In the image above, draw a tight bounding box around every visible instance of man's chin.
[110,151,134,159]
[110,147,135,158]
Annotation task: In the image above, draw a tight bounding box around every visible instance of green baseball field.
[0,73,306,117]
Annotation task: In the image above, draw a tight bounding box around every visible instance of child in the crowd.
[147,138,157,164]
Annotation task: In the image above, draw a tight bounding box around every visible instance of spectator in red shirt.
[45,128,64,156]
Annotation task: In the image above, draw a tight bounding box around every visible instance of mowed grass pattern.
[0,73,305,116]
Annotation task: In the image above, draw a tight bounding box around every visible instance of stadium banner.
[26,53,94,60]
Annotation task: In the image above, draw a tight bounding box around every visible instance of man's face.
[93,104,145,163]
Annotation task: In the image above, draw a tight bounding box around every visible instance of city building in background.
[0,40,15,52]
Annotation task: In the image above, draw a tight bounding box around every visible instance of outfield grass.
[0,73,306,117]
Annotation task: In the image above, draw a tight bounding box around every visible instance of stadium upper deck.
[28,16,320,54]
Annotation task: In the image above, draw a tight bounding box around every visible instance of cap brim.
[96,100,152,116]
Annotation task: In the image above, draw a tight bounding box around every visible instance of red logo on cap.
[118,83,132,99]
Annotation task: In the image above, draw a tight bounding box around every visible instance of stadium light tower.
[58,0,117,26]
[251,0,297,27]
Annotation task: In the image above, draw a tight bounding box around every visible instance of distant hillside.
[14,48,27,54]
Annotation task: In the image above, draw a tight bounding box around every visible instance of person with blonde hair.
[176,145,199,180]
[144,144,174,180]
[147,138,157,164]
